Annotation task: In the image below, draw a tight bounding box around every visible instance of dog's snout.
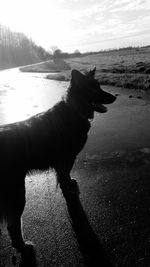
[111,94,117,103]
[107,94,116,104]
[101,90,117,104]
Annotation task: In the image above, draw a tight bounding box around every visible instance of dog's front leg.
[55,157,80,196]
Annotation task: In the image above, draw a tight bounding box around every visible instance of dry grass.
[66,46,150,90]
[20,46,150,90]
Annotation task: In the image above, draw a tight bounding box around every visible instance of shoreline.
[19,58,150,91]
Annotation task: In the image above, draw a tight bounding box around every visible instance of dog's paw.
[15,241,35,254]
[19,242,36,267]
[24,241,35,249]
[12,241,36,267]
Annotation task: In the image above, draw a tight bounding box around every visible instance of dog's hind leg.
[55,157,80,196]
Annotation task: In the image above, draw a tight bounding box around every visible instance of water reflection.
[0,69,67,124]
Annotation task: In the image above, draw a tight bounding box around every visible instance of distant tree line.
[51,45,150,61]
[50,47,82,62]
[0,24,51,69]
[1,24,149,70]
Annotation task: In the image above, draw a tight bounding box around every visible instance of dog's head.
[68,67,116,119]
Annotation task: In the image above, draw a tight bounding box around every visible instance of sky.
[0,0,150,52]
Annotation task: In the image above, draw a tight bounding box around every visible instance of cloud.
[111,0,150,12]
[69,4,105,22]
[0,0,150,52]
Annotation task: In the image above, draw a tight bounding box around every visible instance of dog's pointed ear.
[71,69,85,85]
[87,67,96,78]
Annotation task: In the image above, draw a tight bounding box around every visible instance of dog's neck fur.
[64,84,94,121]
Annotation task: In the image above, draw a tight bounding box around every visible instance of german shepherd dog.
[0,67,116,255]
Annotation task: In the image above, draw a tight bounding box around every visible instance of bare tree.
[0,24,50,69]
[53,49,63,63]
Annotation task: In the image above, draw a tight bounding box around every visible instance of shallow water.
[0,68,67,124]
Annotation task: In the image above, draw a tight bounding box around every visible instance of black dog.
[0,67,116,254]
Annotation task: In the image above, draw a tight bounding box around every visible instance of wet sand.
[80,86,150,158]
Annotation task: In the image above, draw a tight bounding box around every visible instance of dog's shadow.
[64,193,113,267]
[15,192,112,267]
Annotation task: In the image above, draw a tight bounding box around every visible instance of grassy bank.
[66,46,150,90]
[20,46,150,90]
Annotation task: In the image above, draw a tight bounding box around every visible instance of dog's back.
[0,100,90,173]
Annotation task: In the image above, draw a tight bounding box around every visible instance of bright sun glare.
[1,0,150,52]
